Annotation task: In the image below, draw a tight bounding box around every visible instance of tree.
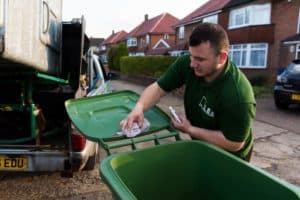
[107,45,117,70]
[108,43,129,70]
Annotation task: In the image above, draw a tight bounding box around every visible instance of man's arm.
[188,126,245,152]
[120,82,166,130]
[136,82,166,111]
[171,116,244,152]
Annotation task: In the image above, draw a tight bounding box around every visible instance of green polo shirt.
[157,54,256,158]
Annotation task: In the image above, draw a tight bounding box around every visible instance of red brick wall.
[266,0,299,82]
[220,0,300,84]
[227,25,275,44]
[175,22,202,47]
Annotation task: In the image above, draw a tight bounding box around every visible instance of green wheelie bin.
[100,140,300,200]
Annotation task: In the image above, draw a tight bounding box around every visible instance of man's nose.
[190,60,198,68]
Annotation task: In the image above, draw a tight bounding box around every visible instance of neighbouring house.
[99,30,128,63]
[125,13,179,56]
[172,0,300,83]
[89,37,104,50]
[170,0,230,56]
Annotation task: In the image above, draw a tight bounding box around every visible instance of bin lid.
[65,90,171,141]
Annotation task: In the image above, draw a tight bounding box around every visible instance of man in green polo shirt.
[120,23,256,161]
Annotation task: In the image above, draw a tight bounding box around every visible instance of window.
[140,38,145,47]
[127,37,137,47]
[135,52,145,56]
[100,55,107,63]
[163,34,169,40]
[203,15,218,24]
[129,52,144,56]
[229,43,268,69]
[100,45,106,51]
[169,50,188,57]
[229,3,271,29]
[298,7,300,33]
[178,26,184,39]
[146,34,150,44]
[296,44,300,59]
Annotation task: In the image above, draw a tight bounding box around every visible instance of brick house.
[125,13,179,56]
[89,37,104,50]
[99,30,128,63]
[170,0,230,56]
[171,0,300,83]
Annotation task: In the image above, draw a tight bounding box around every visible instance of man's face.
[189,42,220,80]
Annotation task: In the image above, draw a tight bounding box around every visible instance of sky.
[62,0,208,39]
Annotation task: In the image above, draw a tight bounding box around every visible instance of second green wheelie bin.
[100,140,300,200]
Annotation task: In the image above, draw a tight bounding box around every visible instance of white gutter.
[283,41,300,45]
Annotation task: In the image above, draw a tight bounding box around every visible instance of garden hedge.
[120,56,177,78]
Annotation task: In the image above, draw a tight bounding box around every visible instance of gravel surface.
[0,163,112,200]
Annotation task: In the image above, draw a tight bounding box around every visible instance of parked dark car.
[274,59,300,109]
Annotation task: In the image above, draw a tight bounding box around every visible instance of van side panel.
[0,0,62,75]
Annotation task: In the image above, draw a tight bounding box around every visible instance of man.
[120,23,256,161]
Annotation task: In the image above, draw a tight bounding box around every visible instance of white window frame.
[135,52,145,56]
[146,34,150,44]
[229,43,268,69]
[100,45,106,51]
[296,44,300,59]
[169,50,188,57]
[163,34,169,40]
[228,3,271,29]
[178,26,184,39]
[297,7,300,33]
[127,37,137,47]
[202,14,218,24]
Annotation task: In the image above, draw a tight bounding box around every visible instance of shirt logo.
[199,96,215,118]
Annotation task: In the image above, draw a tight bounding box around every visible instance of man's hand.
[170,113,192,134]
[171,114,245,152]
[120,103,144,131]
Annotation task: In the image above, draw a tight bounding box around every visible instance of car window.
[287,63,300,75]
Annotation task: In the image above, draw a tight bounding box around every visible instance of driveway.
[255,93,300,134]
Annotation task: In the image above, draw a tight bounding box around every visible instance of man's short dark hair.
[189,23,229,55]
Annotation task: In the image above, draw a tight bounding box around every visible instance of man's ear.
[218,51,228,65]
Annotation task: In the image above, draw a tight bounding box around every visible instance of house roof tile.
[127,13,179,37]
[102,30,128,45]
[175,0,230,27]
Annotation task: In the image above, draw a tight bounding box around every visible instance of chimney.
[112,30,115,34]
[144,14,148,21]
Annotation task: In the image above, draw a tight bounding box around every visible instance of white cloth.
[116,118,150,138]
